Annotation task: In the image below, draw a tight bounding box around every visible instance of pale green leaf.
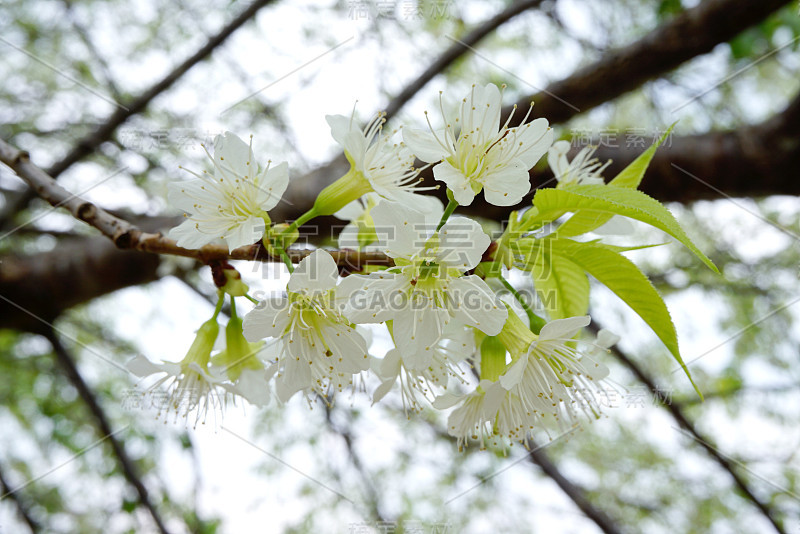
[532,184,718,273]
[556,124,676,237]
[529,242,590,320]
[550,238,701,396]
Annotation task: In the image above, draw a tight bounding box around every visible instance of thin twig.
[0,0,279,226]
[526,438,624,534]
[44,329,173,534]
[0,137,392,268]
[323,405,387,524]
[589,322,787,534]
[383,0,546,121]
[0,462,41,534]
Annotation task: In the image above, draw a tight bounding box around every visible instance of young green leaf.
[556,124,676,237]
[550,238,702,397]
[533,184,718,273]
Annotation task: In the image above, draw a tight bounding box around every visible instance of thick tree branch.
[43,329,173,534]
[590,323,787,534]
[0,0,279,227]
[274,0,795,222]
[506,0,792,125]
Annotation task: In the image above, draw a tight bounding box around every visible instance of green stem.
[286,208,319,236]
[436,197,458,231]
[243,294,259,305]
[499,276,546,334]
[273,243,295,273]
[212,291,226,320]
[229,297,238,319]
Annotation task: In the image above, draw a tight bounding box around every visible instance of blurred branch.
[0,462,41,534]
[421,88,800,220]
[525,438,623,534]
[0,137,392,268]
[506,0,793,125]
[276,0,797,223]
[383,0,546,121]
[0,0,280,227]
[590,322,787,534]
[323,405,388,524]
[43,329,173,534]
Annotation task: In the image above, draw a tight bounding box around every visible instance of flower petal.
[242,297,292,341]
[538,316,591,341]
[433,162,474,206]
[436,217,490,271]
[257,161,289,211]
[402,128,448,163]
[448,275,508,336]
[371,201,430,259]
[213,132,252,182]
[224,215,265,251]
[482,158,531,206]
[288,249,338,294]
[509,118,552,169]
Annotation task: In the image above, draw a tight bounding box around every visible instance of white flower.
[403,83,553,207]
[168,132,289,252]
[242,250,370,401]
[336,194,443,250]
[498,315,610,430]
[433,379,527,451]
[372,323,474,412]
[127,318,226,426]
[313,112,434,216]
[339,202,507,355]
[548,140,609,187]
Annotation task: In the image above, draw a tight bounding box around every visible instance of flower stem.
[212,290,226,320]
[273,243,295,273]
[286,208,319,236]
[499,276,546,334]
[243,294,259,305]
[436,197,459,231]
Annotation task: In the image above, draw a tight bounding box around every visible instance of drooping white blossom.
[432,379,529,451]
[372,323,475,412]
[497,315,610,430]
[168,132,289,252]
[242,250,370,401]
[547,140,609,187]
[403,83,553,207]
[127,318,226,426]
[339,201,507,356]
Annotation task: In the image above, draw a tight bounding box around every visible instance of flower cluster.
[132,82,710,448]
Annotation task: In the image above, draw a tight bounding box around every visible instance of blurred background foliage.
[0,0,799,532]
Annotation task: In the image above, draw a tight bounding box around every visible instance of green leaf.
[526,241,590,319]
[550,238,702,397]
[608,124,675,188]
[557,125,675,237]
[532,184,719,273]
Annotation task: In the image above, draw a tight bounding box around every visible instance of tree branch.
[526,438,623,534]
[0,0,280,227]
[0,137,392,269]
[383,0,546,121]
[590,323,787,534]
[505,0,793,125]
[0,462,41,534]
[43,329,173,534]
